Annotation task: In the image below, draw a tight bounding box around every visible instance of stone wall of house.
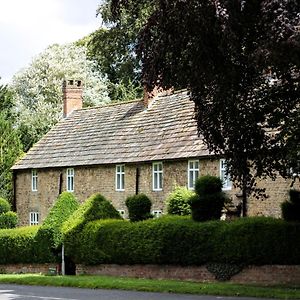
[15,158,297,226]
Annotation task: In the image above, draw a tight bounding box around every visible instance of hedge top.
[0,198,11,214]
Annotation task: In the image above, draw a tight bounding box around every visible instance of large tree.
[80,0,154,101]
[111,0,300,215]
[0,83,23,202]
[10,43,110,151]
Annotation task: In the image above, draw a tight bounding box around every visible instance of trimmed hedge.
[63,193,121,257]
[65,216,300,266]
[166,186,193,216]
[38,192,79,249]
[0,211,18,229]
[125,194,152,221]
[0,198,11,214]
[0,226,56,264]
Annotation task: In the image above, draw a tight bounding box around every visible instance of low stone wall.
[76,264,300,285]
[0,264,58,275]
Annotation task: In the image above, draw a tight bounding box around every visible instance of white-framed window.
[188,160,199,190]
[152,162,163,191]
[117,209,125,218]
[31,169,38,191]
[152,210,162,218]
[29,212,39,226]
[116,164,125,191]
[220,159,232,190]
[66,168,74,192]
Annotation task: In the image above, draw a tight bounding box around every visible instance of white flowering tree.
[11,43,110,151]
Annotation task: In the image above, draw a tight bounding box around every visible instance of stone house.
[12,80,295,225]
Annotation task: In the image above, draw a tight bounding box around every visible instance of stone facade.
[15,156,297,226]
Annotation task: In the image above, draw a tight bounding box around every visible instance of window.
[152,210,162,218]
[188,160,199,189]
[31,169,38,191]
[152,162,163,191]
[116,165,125,191]
[29,212,39,226]
[66,168,74,192]
[220,159,232,190]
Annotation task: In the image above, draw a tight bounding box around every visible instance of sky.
[0,0,102,84]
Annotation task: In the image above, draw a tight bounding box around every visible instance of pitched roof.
[12,90,210,170]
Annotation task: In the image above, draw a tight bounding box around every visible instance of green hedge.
[166,186,193,216]
[0,226,56,264]
[63,193,121,257]
[0,211,18,229]
[65,216,300,266]
[38,192,79,249]
[0,198,11,214]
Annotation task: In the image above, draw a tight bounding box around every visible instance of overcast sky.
[0,0,102,84]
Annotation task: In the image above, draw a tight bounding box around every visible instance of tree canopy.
[10,43,110,151]
[0,83,23,201]
[110,0,300,214]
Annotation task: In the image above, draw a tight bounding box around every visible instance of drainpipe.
[135,167,140,195]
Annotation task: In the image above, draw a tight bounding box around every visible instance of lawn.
[0,274,299,299]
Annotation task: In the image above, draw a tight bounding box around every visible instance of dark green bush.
[0,211,18,229]
[38,192,79,249]
[0,226,56,264]
[281,189,300,222]
[125,194,152,221]
[0,198,11,214]
[166,186,194,216]
[63,193,121,257]
[191,175,225,221]
[65,216,300,266]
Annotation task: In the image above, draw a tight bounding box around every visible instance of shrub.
[65,216,300,266]
[125,194,152,222]
[191,175,225,221]
[281,189,300,222]
[38,192,79,249]
[166,186,194,216]
[0,211,18,229]
[0,226,56,264]
[0,198,11,214]
[62,193,121,257]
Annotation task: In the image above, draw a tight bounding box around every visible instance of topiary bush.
[62,193,121,257]
[65,216,300,267]
[281,189,300,222]
[38,192,79,249]
[0,211,18,229]
[191,175,226,221]
[0,198,11,214]
[166,186,194,216]
[125,193,152,222]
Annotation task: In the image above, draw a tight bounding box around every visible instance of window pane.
[159,172,162,189]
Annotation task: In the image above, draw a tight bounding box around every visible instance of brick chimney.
[63,79,83,117]
[143,85,173,109]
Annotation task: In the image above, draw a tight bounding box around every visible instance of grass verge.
[0,274,299,299]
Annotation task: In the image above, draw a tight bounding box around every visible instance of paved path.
[0,284,273,300]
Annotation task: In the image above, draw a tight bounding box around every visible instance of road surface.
[0,284,273,300]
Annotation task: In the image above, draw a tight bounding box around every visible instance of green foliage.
[191,176,225,222]
[281,189,300,222]
[63,193,121,257]
[0,84,23,201]
[206,263,244,281]
[0,211,18,229]
[38,192,79,249]
[125,194,152,222]
[166,186,193,216]
[0,198,11,214]
[0,226,56,264]
[65,216,300,267]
